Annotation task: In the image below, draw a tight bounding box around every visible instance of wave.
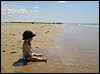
[78,24,81,26]
[83,25,99,28]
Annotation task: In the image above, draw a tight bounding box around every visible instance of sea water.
[49,23,99,73]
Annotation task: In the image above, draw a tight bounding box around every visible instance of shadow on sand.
[13,58,44,66]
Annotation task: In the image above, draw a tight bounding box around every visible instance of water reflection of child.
[22,30,47,62]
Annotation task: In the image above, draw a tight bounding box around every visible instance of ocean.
[48,23,99,73]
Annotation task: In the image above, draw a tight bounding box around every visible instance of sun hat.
[22,30,36,40]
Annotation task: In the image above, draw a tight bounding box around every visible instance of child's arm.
[27,51,33,57]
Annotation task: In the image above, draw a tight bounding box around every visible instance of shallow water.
[15,24,99,73]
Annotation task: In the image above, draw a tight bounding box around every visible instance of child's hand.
[31,53,34,56]
[32,53,44,57]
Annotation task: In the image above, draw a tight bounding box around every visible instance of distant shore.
[2,22,64,25]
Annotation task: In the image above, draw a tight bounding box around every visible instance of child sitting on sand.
[22,30,47,62]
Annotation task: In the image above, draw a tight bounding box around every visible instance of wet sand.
[1,23,99,73]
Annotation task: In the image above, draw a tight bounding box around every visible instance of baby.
[22,30,47,62]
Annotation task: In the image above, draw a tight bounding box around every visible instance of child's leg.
[27,56,47,62]
[32,53,44,57]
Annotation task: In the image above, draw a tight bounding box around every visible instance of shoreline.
[1,22,66,73]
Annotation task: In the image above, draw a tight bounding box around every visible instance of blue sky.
[1,1,99,23]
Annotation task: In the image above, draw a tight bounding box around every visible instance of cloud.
[31,6,39,13]
[57,1,66,3]
[34,6,39,9]
[1,8,15,14]
[1,8,28,14]
[1,8,39,15]
[16,9,28,13]
[31,10,39,13]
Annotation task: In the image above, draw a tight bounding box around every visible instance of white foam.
[83,25,99,28]
[78,24,81,26]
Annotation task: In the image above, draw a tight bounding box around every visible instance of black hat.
[22,30,36,40]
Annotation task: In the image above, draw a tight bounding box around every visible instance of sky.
[1,1,99,23]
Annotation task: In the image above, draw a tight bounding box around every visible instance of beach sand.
[1,23,66,73]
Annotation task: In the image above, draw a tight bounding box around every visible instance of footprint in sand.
[35,47,39,49]
[52,41,54,42]
[12,34,15,36]
[10,51,17,53]
[19,32,21,34]
[2,50,5,52]
[45,31,49,33]
[9,34,15,36]
[12,45,15,47]
[19,41,21,43]
[5,45,8,46]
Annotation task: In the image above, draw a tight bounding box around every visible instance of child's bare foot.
[43,58,47,62]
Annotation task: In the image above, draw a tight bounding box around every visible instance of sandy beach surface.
[1,23,99,73]
[1,23,66,73]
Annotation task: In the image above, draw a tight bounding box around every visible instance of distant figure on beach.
[32,22,34,24]
[22,30,47,62]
